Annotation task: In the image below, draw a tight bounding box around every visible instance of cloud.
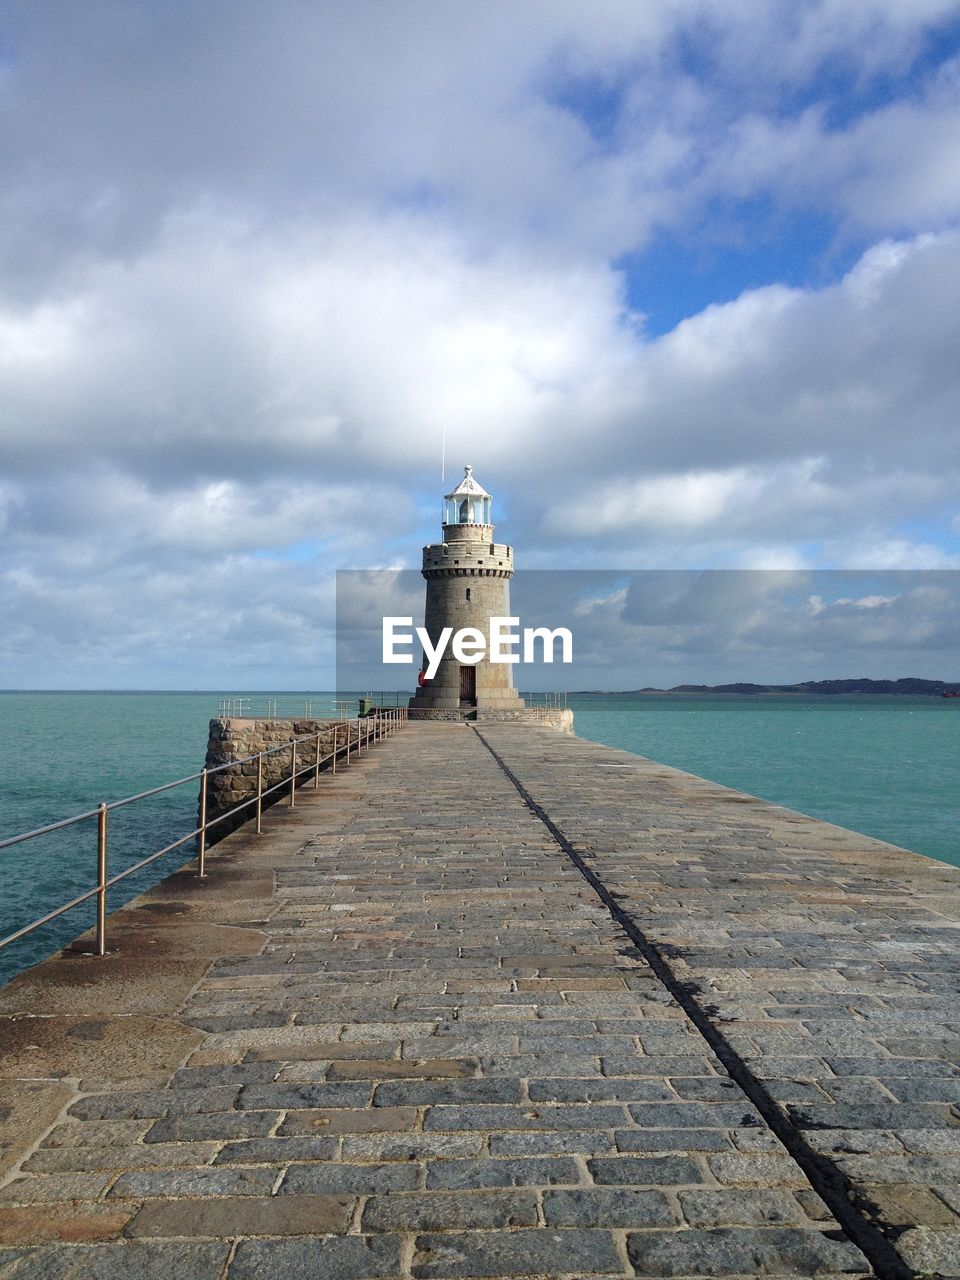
[1,3,959,685]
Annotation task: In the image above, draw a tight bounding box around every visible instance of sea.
[0,690,957,986]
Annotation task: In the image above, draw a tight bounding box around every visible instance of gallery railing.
[0,708,407,960]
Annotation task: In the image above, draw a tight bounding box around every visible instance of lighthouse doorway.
[459,665,477,706]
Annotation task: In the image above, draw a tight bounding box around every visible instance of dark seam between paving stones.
[471,723,915,1280]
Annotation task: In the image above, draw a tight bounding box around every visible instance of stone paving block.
[614,1128,732,1153]
[109,1166,275,1199]
[0,1203,135,1248]
[127,1193,354,1238]
[761,1078,833,1103]
[169,1063,280,1089]
[373,1079,521,1106]
[678,1188,808,1226]
[230,1235,402,1280]
[280,1162,420,1194]
[898,1129,960,1154]
[627,1101,764,1128]
[626,1226,868,1275]
[827,1055,960,1077]
[205,1025,343,1049]
[67,1088,239,1121]
[40,1121,151,1149]
[1,1241,231,1278]
[803,1129,904,1156]
[747,1056,831,1080]
[327,1058,477,1081]
[480,1052,598,1076]
[213,1136,339,1164]
[236,1082,370,1110]
[866,1185,959,1228]
[144,1112,277,1143]
[833,1154,960,1185]
[489,1130,615,1157]
[272,1061,334,1081]
[636,1027,715,1054]
[277,1106,418,1135]
[789,1102,955,1129]
[599,1052,715,1076]
[341,1021,438,1041]
[424,1103,629,1131]
[342,1133,482,1161]
[878,1225,960,1275]
[425,1157,581,1189]
[543,1186,676,1227]
[411,1227,624,1277]
[527,1077,674,1102]
[706,1153,810,1187]
[0,1174,113,1206]
[588,1155,705,1185]
[361,1190,538,1231]
[249,1041,399,1062]
[23,1142,219,1173]
[816,1077,898,1104]
[402,1035,518,1059]
[724,1128,781,1154]
[880,1076,960,1102]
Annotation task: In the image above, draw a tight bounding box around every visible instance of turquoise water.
[0,690,957,985]
[569,692,959,868]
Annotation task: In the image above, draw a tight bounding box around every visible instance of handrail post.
[197,768,208,878]
[290,741,297,808]
[95,803,108,956]
[314,731,322,788]
[346,720,351,764]
[256,752,264,834]
[332,724,338,774]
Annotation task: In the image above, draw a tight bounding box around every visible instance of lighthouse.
[408,466,525,719]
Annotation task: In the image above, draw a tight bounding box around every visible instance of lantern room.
[443,465,492,528]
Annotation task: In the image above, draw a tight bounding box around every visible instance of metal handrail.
[519,691,568,709]
[215,696,387,720]
[0,707,407,959]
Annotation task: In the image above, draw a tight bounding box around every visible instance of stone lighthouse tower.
[408,466,525,719]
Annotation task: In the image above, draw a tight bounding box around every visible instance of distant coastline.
[573,678,960,696]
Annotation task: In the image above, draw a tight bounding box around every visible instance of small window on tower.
[465,588,471,601]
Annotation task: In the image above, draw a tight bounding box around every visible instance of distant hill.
[627,677,960,695]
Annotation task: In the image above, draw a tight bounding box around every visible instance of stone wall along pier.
[202,717,361,843]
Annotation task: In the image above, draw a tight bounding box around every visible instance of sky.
[1,0,959,689]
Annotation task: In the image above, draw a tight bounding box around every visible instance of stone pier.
[0,722,958,1278]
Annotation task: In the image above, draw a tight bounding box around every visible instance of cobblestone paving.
[477,722,960,1280]
[3,720,944,1275]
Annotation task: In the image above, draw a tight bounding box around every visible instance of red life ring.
[417,670,429,687]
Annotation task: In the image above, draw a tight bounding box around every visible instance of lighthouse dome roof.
[445,464,491,501]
